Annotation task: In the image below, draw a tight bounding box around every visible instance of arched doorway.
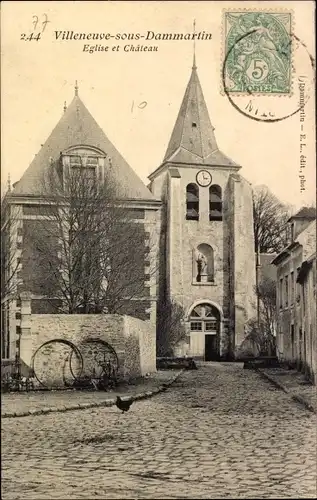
[189,303,220,361]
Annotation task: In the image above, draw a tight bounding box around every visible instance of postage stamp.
[223,11,292,95]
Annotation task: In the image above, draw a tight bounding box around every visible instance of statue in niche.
[196,251,207,281]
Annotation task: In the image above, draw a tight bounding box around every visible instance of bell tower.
[149,56,256,360]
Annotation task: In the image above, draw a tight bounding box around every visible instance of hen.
[116,396,133,413]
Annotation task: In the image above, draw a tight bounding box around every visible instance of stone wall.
[125,315,156,376]
[228,174,256,354]
[167,166,233,314]
[152,165,257,360]
[18,296,156,386]
[276,247,302,363]
[164,166,234,358]
[17,205,159,322]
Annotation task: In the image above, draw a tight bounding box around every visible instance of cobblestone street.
[2,363,316,499]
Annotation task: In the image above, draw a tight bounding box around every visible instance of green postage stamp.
[223,11,292,94]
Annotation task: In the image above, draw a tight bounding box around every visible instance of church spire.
[192,19,197,70]
[163,63,219,163]
[75,80,78,96]
[162,56,239,168]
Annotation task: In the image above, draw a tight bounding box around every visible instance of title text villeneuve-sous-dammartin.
[55,30,212,52]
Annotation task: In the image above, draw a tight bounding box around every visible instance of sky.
[1,0,316,209]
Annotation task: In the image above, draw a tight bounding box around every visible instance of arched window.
[186,183,199,221]
[189,303,220,333]
[61,146,106,191]
[193,243,214,283]
[209,185,222,221]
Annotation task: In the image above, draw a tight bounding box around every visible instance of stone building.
[272,207,316,383]
[1,86,161,369]
[148,59,256,360]
[2,59,257,368]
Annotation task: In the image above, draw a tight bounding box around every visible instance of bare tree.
[157,299,186,356]
[242,277,277,357]
[253,185,291,254]
[256,277,277,339]
[21,164,156,314]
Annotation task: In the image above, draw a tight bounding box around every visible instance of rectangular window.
[284,275,289,307]
[205,320,217,331]
[279,278,283,308]
[296,267,301,302]
[290,271,294,304]
[190,322,202,331]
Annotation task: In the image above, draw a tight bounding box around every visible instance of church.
[2,58,256,363]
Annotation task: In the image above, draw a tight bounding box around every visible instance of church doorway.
[189,303,220,360]
[205,334,218,361]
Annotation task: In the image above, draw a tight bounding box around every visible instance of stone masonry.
[19,293,156,386]
[2,363,316,499]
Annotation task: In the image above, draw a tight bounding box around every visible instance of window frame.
[209,185,223,221]
[284,275,289,308]
[190,321,203,332]
[186,183,199,221]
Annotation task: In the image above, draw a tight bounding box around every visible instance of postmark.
[221,10,315,123]
[223,11,292,95]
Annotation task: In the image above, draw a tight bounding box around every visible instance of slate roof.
[12,95,156,201]
[271,219,316,266]
[288,206,316,221]
[163,64,239,168]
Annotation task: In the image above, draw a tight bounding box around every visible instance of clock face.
[196,170,212,187]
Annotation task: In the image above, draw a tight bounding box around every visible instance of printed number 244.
[21,33,41,41]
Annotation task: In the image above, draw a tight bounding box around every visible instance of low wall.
[124,316,156,376]
[18,298,156,386]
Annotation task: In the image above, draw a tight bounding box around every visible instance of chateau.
[2,59,257,365]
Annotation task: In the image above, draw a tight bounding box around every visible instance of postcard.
[1,1,316,499]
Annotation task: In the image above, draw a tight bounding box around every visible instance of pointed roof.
[163,65,239,168]
[12,94,156,201]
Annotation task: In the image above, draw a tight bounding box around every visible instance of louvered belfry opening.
[209,185,222,221]
[186,183,199,221]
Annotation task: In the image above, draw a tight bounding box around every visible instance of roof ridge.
[12,94,156,201]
